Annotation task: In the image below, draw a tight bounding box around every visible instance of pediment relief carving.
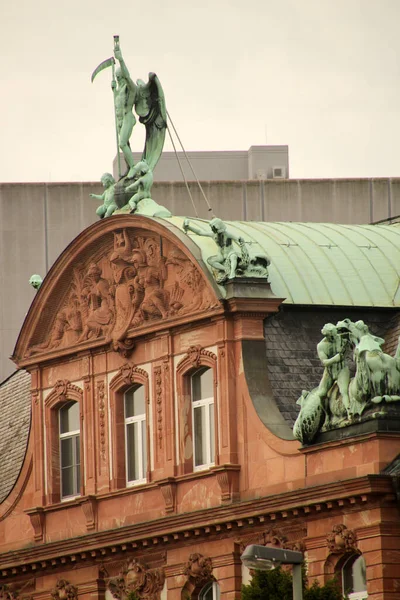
[24,228,219,361]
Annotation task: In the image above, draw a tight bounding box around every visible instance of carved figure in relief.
[166,247,213,312]
[26,228,218,358]
[183,217,270,284]
[293,318,400,445]
[78,263,114,341]
[90,173,118,218]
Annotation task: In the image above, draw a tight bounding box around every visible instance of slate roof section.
[264,306,395,427]
[0,370,31,503]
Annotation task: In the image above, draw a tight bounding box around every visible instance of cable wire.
[167,110,214,217]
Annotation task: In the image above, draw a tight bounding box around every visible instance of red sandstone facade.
[1,215,399,600]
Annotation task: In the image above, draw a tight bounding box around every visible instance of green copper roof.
[169,218,400,307]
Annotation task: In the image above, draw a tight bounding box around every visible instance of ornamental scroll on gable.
[25,228,219,359]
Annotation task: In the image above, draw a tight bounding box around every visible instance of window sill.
[61,494,81,503]
[127,479,147,488]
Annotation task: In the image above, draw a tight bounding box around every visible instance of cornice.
[0,475,395,577]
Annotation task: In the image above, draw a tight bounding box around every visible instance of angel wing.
[134,73,167,171]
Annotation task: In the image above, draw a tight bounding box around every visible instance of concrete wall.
[1,177,399,382]
[113,145,289,181]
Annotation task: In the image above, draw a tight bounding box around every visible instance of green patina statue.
[90,36,167,218]
[90,173,118,218]
[29,274,43,290]
[126,160,153,212]
[183,217,270,284]
[293,319,400,444]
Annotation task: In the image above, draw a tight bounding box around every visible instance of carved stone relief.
[26,229,218,359]
[236,527,306,554]
[97,380,107,461]
[183,553,213,586]
[0,581,34,600]
[326,524,358,554]
[51,580,78,600]
[108,559,165,600]
[154,366,163,449]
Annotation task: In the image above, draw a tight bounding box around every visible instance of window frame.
[109,364,150,490]
[176,347,218,476]
[124,384,147,486]
[341,554,368,600]
[191,367,215,471]
[59,401,81,501]
[44,381,84,504]
[199,581,220,600]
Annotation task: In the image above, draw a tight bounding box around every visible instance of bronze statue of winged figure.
[91,36,167,179]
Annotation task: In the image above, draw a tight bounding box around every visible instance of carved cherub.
[90,173,118,218]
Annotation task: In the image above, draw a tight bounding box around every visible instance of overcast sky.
[1,0,399,182]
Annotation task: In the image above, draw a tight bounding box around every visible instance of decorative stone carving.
[79,495,97,531]
[26,229,218,359]
[183,346,217,370]
[0,581,34,600]
[108,560,165,600]
[0,585,18,600]
[183,217,270,284]
[51,580,78,600]
[214,465,240,503]
[118,363,148,388]
[97,380,107,461]
[327,524,358,554]
[183,554,213,585]
[154,366,163,449]
[158,479,176,514]
[236,527,306,554]
[26,507,45,542]
[294,318,400,444]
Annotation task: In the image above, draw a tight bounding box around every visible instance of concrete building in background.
[1,174,400,382]
[113,145,290,181]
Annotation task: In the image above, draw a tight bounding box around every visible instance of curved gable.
[13,216,222,368]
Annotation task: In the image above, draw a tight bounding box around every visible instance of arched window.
[125,385,147,485]
[342,554,368,599]
[59,401,81,500]
[191,367,215,470]
[198,582,220,600]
